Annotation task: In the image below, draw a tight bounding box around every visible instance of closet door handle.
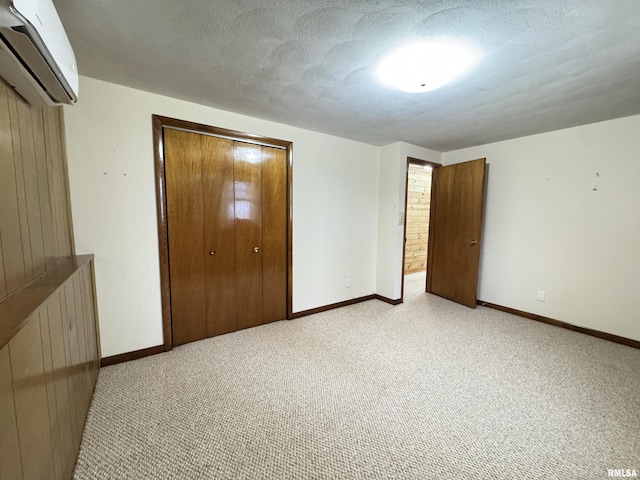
[209,250,216,255]
[253,246,259,253]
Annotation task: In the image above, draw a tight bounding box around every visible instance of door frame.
[152,115,294,351]
[401,157,441,301]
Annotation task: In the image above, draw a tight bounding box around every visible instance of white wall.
[65,76,640,356]
[376,142,441,300]
[443,114,640,342]
[64,76,381,357]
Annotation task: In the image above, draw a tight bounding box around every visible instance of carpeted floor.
[74,273,640,479]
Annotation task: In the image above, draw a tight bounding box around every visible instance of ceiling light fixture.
[376,39,482,93]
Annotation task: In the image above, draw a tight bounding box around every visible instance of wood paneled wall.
[0,83,98,479]
[404,164,432,274]
[0,81,74,302]
[0,257,99,480]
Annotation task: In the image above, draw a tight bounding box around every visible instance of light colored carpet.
[74,273,640,479]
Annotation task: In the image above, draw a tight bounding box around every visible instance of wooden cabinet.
[0,256,100,480]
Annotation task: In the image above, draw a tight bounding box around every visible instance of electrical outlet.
[346,278,351,288]
[537,290,545,302]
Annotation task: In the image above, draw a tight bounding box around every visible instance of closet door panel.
[202,135,237,336]
[165,129,207,345]
[233,142,263,329]
[261,146,287,323]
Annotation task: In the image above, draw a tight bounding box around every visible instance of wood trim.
[406,157,441,168]
[58,107,76,255]
[152,115,173,351]
[478,300,640,350]
[152,115,294,352]
[401,161,409,301]
[100,345,165,367]
[374,294,403,305]
[292,295,377,318]
[153,115,291,149]
[0,254,94,349]
[292,294,403,319]
[286,145,293,320]
[88,258,102,361]
[425,165,439,293]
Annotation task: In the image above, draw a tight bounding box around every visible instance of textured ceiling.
[53,0,640,151]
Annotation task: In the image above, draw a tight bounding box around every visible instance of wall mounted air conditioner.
[0,0,78,106]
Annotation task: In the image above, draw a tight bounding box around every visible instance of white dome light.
[376,39,482,93]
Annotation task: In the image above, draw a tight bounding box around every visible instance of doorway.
[402,158,439,299]
[404,162,433,275]
[152,116,293,350]
[401,157,486,307]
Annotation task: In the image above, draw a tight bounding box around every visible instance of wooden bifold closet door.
[164,128,287,346]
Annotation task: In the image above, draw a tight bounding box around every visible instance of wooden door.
[233,142,263,330]
[426,158,486,308]
[260,146,288,324]
[164,130,287,346]
[201,134,236,337]
[165,129,208,345]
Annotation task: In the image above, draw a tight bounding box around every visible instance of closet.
[163,127,287,346]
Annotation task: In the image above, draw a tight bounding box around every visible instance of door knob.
[253,246,259,253]
[209,250,215,255]
[469,240,478,246]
